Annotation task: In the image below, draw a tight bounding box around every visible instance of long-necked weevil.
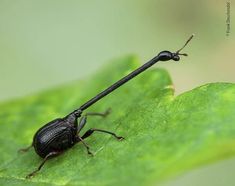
[19,34,194,178]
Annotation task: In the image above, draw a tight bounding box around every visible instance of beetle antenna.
[175,34,194,56]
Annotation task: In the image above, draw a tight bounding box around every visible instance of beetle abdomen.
[33,118,76,158]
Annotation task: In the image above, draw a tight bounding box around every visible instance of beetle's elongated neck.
[78,54,164,111]
[73,34,194,113]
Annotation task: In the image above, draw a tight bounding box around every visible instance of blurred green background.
[0,0,234,185]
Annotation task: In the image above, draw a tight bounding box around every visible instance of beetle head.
[157,51,188,62]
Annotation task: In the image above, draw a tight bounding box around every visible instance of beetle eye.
[173,55,180,61]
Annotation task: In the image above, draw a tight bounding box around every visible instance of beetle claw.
[18,145,32,153]
[88,151,94,156]
[18,149,25,153]
[104,108,112,117]
[26,173,34,179]
[117,136,125,141]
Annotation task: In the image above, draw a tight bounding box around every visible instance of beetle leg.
[77,108,111,133]
[81,128,124,141]
[77,115,87,133]
[18,143,33,153]
[85,108,111,117]
[76,135,94,156]
[26,151,61,179]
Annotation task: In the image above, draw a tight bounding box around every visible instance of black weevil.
[19,34,194,178]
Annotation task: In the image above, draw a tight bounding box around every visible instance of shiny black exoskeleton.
[19,34,194,179]
[33,113,79,158]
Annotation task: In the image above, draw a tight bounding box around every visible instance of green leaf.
[0,56,235,186]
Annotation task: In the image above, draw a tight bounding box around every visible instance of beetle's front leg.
[82,128,124,141]
[77,115,87,133]
[77,108,111,133]
[76,135,94,156]
[75,108,112,156]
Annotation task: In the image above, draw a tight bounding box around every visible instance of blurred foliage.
[0,0,234,101]
[0,57,235,186]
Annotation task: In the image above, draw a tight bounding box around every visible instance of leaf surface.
[0,56,235,186]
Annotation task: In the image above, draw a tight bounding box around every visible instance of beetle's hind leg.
[18,143,33,153]
[82,128,124,141]
[26,151,61,179]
